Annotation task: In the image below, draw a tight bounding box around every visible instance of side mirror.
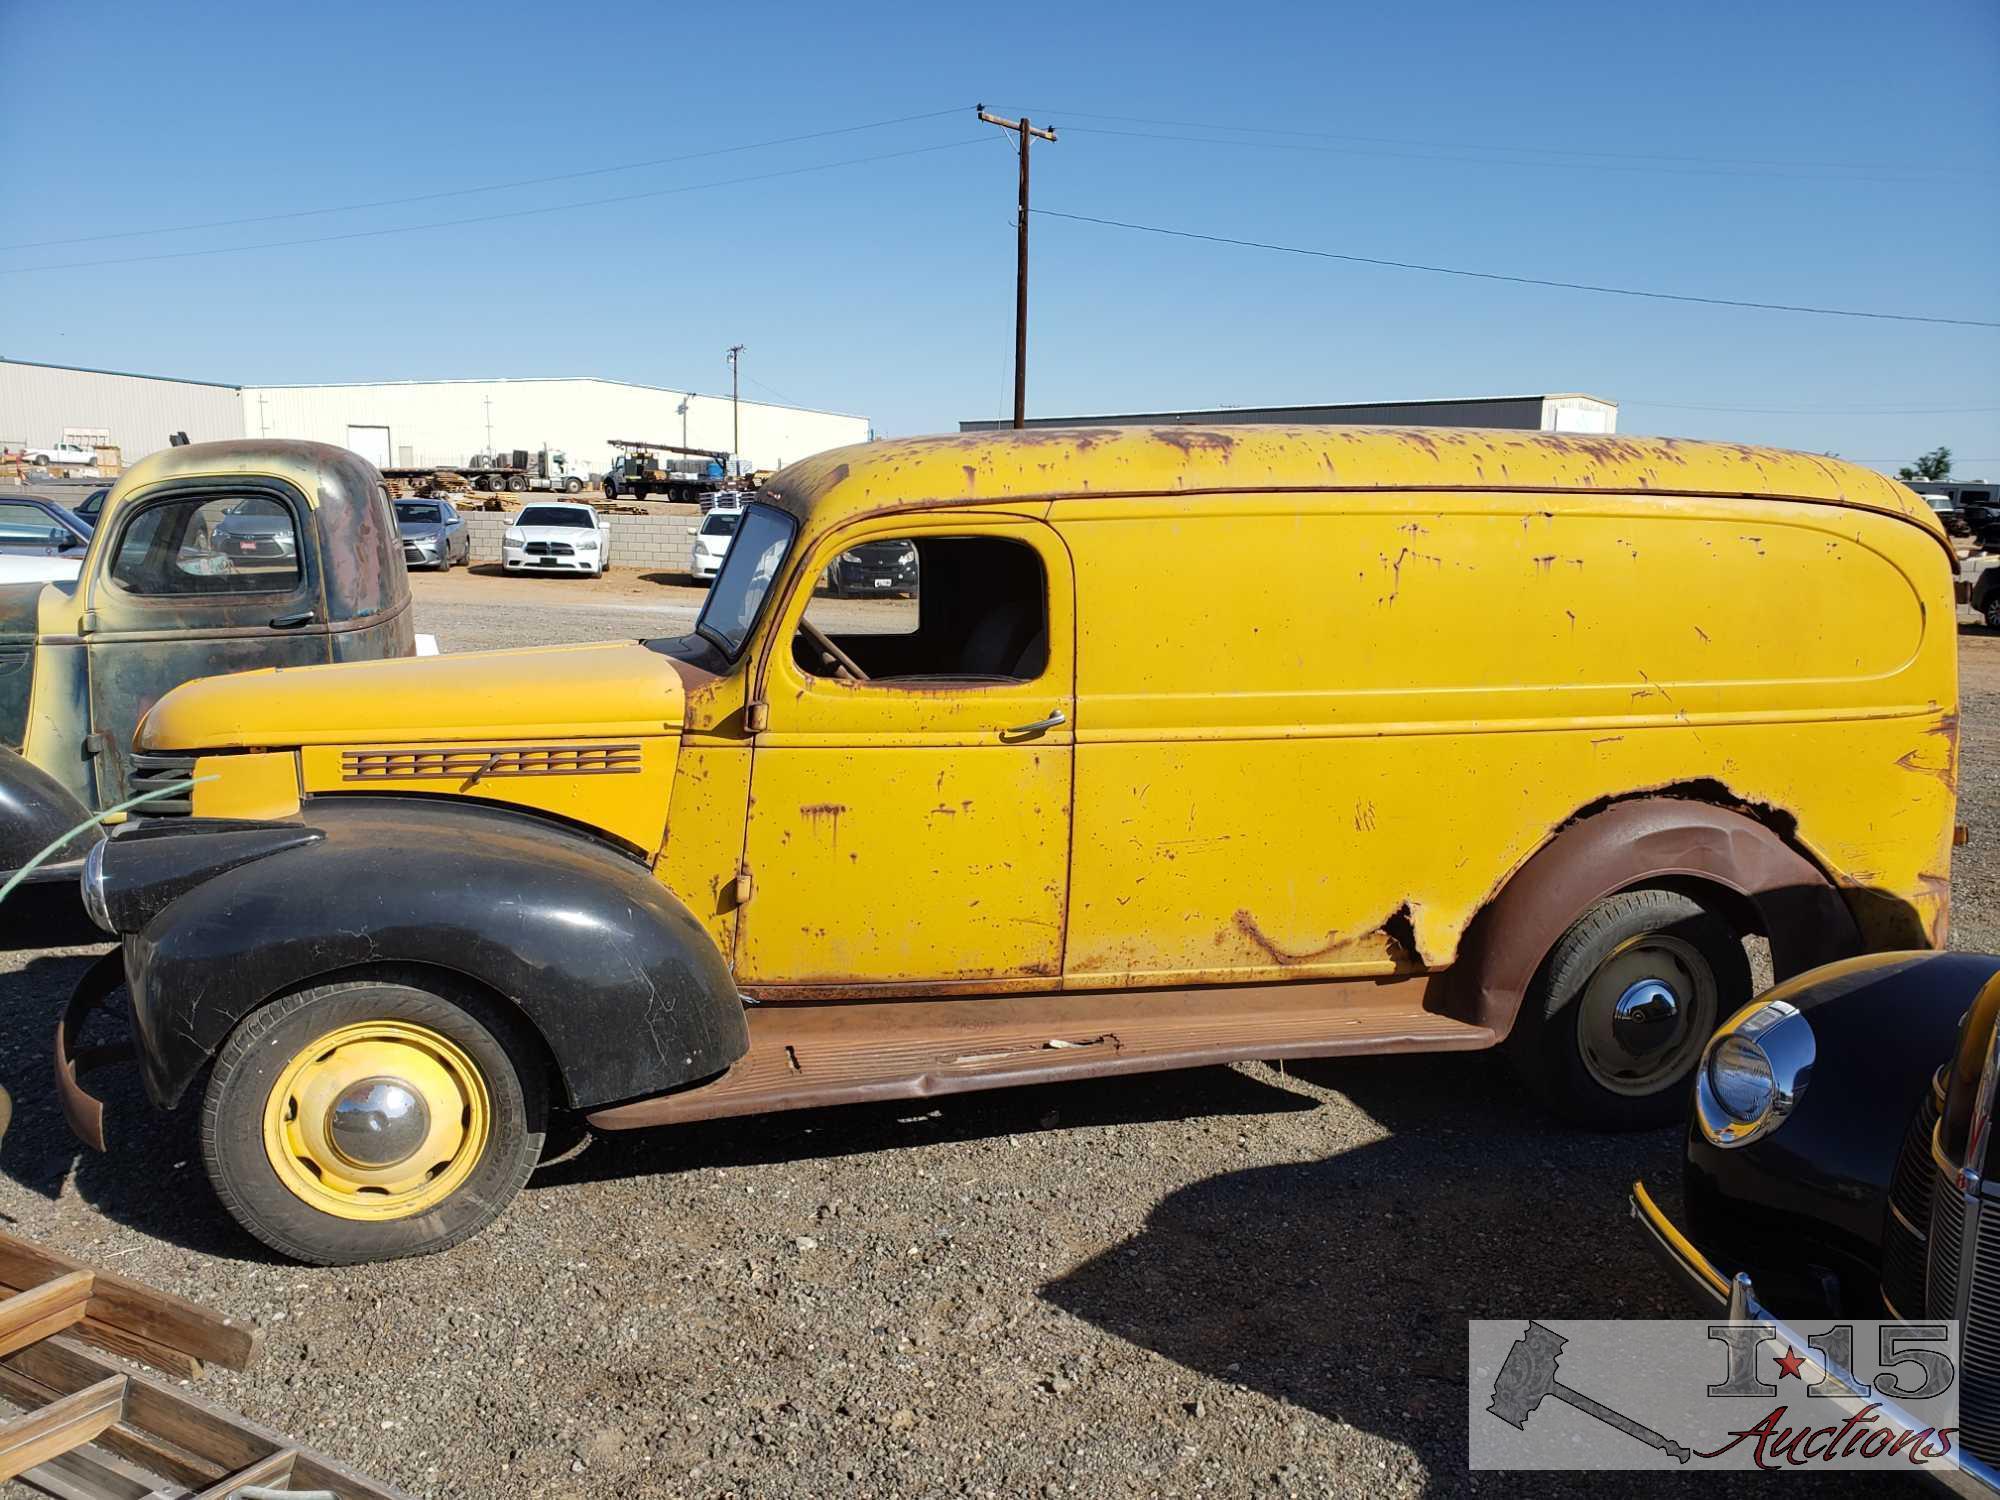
[687,526,699,536]
[53,528,81,550]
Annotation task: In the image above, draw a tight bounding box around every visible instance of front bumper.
[401,539,445,567]
[1632,1180,1998,1494]
[503,548,598,573]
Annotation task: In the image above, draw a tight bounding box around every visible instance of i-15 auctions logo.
[1468,1319,1960,1472]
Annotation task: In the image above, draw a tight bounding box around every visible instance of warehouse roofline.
[0,356,242,391]
[244,374,865,422]
[961,393,1617,431]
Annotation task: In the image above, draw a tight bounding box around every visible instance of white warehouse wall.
[0,359,247,461]
[239,378,870,478]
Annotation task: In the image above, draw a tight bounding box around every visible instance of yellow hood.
[140,642,687,750]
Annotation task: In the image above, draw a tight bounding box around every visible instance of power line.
[0,107,967,252]
[1029,106,1962,178]
[2,139,992,276]
[1057,123,1948,187]
[1031,208,2000,329]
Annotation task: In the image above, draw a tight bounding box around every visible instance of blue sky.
[2,0,1995,473]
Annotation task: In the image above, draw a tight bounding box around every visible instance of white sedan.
[688,506,741,583]
[502,502,611,577]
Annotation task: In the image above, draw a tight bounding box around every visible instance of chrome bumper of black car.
[1632,1181,2000,1496]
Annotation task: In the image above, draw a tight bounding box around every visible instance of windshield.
[397,502,444,524]
[696,504,797,658]
[517,506,593,528]
[700,512,741,537]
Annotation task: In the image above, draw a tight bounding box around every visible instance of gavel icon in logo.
[1488,1321,1692,1464]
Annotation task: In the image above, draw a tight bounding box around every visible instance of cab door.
[81,478,329,805]
[734,514,1074,993]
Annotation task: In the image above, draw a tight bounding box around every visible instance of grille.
[127,752,198,815]
[1965,1210,2000,1462]
[1927,1171,1967,1319]
[401,543,426,563]
[341,745,642,780]
[1882,1080,1943,1316]
[523,541,574,557]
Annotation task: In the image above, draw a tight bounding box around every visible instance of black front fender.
[1683,949,2000,1313]
[119,798,747,1110]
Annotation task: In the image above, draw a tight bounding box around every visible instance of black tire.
[200,978,546,1265]
[564,477,582,493]
[437,547,452,572]
[508,475,528,492]
[1508,887,1749,1131]
[1983,593,2000,632]
[603,480,618,501]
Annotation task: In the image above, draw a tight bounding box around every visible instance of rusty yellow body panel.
[150,425,1955,1019]
[140,642,685,748]
[191,750,300,821]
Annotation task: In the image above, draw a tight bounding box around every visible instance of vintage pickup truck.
[0,439,412,943]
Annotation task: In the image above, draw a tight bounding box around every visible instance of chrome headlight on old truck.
[1695,997,1815,1148]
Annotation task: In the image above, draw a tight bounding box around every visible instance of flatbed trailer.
[603,437,736,504]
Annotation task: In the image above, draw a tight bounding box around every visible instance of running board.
[586,978,1494,1130]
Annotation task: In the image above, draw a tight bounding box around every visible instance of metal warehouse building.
[962,393,1618,434]
[2,359,870,476]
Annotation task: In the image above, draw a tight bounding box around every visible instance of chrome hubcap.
[1577,934,1719,1097]
[326,1077,431,1169]
[1610,980,1682,1057]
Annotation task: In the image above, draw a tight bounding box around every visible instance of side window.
[111,493,303,596]
[797,536,1048,683]
[0,502,64,546]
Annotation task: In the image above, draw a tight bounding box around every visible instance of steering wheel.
[800,617,869,682]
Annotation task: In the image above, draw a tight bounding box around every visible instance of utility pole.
[977,104,1057,429]
[726,345,744,474]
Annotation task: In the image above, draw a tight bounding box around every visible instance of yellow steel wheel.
[261,1020,492,1221]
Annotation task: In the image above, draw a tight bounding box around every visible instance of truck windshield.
[696,504,796,659]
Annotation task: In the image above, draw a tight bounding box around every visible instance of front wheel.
[1984,594,2000,631]
[1508,887,1749,1131]
[201,979,546,1264]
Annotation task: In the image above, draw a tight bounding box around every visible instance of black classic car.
[826,536,919,596]
[1634,950,2000,1487]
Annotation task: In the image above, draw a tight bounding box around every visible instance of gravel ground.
[0,596,1994,1499]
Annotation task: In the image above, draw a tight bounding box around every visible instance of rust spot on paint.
[800,802,847,849]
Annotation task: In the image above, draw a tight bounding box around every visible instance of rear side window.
[111,493,303,595]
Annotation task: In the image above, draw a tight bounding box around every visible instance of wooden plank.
[8,1340,271,1474]
[0,1359,220,1489]
[68,1317,202,1383]
[188,1447,296,1498]
[0,1234,260,1371]
[24,1437,182,1499]
[0,1373,128,1482]
[0,1273,94,1359]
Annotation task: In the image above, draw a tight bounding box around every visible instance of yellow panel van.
[63,425,1958,1263]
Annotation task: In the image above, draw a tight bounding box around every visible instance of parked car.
[0,496,91,559]
[688,506,740,583]
[502,501,610,576]
[393,498,470,570]
[1632,951,2000,1483]
[71,486,110,527]
[64,426,1958,1264]
[0,439,413,948]
[1914,489,1971,538]
[1973,562,2000,629]
[825,536,919,597]
[0,554,82,585]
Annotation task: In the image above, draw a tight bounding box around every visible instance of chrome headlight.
[577,537,599,551]
[504,529,523,544]
[81,838,112,933]
[1695,997,1814,1148]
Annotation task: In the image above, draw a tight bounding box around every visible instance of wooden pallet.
[0,1230,408,1499]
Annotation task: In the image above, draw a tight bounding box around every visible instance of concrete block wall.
[460,506,700,576]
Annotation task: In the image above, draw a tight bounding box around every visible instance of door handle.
[270,611,315,628]
[1002,708,1066,739]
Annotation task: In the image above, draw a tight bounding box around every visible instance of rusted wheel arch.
[1449,794,1860,1040]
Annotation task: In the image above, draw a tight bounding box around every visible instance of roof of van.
[760,425,1948,551]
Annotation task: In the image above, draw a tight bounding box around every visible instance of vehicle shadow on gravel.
[1036,1053,1899,1498]
[533,1064,1322,1189]
[0,952,279,1257]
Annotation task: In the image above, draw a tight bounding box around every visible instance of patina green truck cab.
[0,440,412,941]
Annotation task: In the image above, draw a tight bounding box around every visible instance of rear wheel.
[508,475,528,492]
[1984,593,2000,631]
[201,979,545,1264]
[1509,887,1748,1131]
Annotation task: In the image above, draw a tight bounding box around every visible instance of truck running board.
[586,978,1495,1130]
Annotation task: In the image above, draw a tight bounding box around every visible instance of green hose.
[0,776,214,908]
